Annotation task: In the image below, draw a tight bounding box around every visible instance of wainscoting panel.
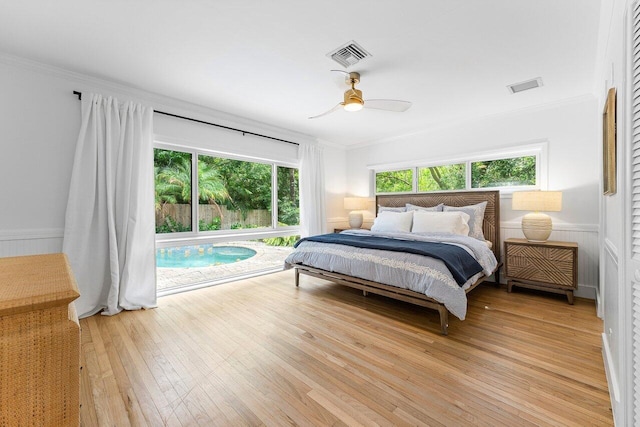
[500,222,599,299]
[0,229,64,258]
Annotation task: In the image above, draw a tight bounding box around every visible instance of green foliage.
[154,149,192,209]
[156,215,191,234]
[277,166,300,225]
[471,156,536,188]
[155,149,301,234]
[154,149,230,208]
[199,218,221,231]
[262,235,300,247]
[376,169,413,193]
[202,156,272,213]
[375,156,536,194]
[418,164,465,191]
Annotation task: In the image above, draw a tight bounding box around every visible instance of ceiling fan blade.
[308,103,344,119]
[363,99,412,112]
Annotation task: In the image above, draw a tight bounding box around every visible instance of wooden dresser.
[504,238,578,304]
[0,253,81,426]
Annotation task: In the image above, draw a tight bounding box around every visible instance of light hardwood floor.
[80,270,612,426]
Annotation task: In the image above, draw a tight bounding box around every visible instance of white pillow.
[370,211,414,233]
[443,202,487,240]
[411,211,470,236]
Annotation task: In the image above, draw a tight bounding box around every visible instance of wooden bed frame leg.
[438,306,449,335]
[295,268,299,287]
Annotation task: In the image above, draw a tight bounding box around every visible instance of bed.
[285,190,501,335]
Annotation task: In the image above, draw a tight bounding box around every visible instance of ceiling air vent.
[327,40,371,68]
[507,77,543,94]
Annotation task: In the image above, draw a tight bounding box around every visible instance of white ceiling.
[0,1,602,146]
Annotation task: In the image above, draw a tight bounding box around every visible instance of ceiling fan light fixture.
[344,100,363,112]
[343,87,363,112]
[308,70,411,119]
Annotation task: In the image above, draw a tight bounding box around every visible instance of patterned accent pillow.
[405,203,443,212]
[443,201,487,240]
[378,205,407,213]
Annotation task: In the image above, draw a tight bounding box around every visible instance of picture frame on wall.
[603,87,617,195]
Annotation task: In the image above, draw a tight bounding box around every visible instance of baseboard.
[574,284,597,300]
[602,332,620,423]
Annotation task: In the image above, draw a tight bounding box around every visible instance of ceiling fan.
[309,70,412,119]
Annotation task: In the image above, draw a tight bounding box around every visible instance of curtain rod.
[72,91,299,147]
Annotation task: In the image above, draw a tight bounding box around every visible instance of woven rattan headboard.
[376,190,501,261]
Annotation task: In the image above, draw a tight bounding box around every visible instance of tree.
[418,164,465,191]
[471,156,535,188]
[376,170,413,193]
[277,167,299,225]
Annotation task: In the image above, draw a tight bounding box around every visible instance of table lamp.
[512,191,562,242]
[344,197,369,229]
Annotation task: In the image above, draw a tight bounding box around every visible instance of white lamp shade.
[344,197,369,210]
[512,191,562,212]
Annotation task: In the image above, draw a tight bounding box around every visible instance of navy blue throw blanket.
[295,233,483,286]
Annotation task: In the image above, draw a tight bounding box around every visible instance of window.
[154,146,300,293]
[277,166,300,226]
[198,155,273,231]
[154,148,299,235]
[471,156,536,188]
[372,146,542,194]
[375,169,413,193]
[155,148,193,233]
[418,163,465,192]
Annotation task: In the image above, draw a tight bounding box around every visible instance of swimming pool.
[156,245,257,268]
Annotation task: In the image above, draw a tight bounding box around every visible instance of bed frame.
[292,190,501,335]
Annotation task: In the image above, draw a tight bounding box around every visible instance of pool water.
[156,245,257,268]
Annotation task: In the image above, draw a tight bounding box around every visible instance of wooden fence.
[157,204,271,229]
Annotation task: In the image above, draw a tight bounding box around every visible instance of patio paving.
[156,240,294,291]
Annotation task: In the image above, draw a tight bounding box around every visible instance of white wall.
[0,54,344,256]
[344,97,601,298]
[595,0,635,424]
[321,142,348,232]
[0,58,79,235]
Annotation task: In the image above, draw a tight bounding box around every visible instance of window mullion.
[272,164,278,229]
[465,161,472,189]
[192,151,199,234]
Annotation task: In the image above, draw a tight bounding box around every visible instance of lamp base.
[521,212,552,242]
[348,212,363,229]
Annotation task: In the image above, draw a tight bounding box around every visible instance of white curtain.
[63,93,156,318]
[299,143,326,237]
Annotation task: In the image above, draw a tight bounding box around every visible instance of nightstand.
[504,238,578,304]
[334,227,369,233]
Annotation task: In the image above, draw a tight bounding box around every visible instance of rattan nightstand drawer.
[505,244,574,263]
[504,238,578,304]
[505,256,574,286]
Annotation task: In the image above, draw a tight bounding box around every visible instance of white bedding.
[285,229,498,320]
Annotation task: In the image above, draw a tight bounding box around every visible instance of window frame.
[371,142,548,196]
[155,142,300,248]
